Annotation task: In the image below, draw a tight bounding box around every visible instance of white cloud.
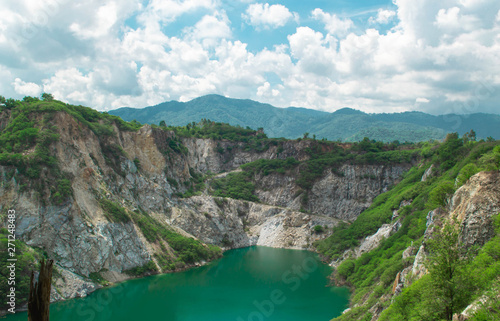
[13,78,42,96]
[184,11,232,47]
[416,97,430,103]
[435,7,461,29]
[243,3,298,30]
[70,2,119,39]
[369,9,396,24]
[311,8,353,37]
[138,0,217,28]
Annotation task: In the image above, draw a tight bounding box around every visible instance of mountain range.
[110,94,500,142]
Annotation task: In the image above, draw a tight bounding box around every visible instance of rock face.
[390,171,500,313]
[449,171,500,248]
[169,196,339,250]
[256,164,410,221]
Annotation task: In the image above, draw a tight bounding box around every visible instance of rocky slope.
[336,170,500,320]
[255,164,410,220]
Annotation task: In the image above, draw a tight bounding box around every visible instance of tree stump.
[28,259,53,321]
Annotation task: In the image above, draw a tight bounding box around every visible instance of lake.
[6,246,349,321]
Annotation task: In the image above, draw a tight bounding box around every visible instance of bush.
[428,181,455,208]
[337,259,356,279]
[313,225,324,234]
[130,211,222,266]
[211,172,259,202]
[99,199,130,223]
[124,261,158,276]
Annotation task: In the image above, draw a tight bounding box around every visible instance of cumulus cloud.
[416,97,430,103]
[369,9,396,24]
[243,3,299,30]
[311,8,353,37]
[138,0,217,27]
[184,11,232,47]
[13,78,41,96]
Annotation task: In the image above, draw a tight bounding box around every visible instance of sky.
[0,0,499,115]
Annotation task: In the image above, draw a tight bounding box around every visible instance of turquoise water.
[5,247,349,321]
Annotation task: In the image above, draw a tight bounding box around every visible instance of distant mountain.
[109,95,500,142]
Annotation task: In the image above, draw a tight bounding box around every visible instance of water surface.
[6,247,349,321]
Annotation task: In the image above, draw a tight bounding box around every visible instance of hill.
[110,95,500,142]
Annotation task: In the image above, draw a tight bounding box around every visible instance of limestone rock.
[449,171,500,248]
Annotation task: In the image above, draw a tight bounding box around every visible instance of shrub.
[99,199,130,223]
[313,225,324,234]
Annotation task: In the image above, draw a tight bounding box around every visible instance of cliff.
[0,101,413,309]
[325,145,500,321]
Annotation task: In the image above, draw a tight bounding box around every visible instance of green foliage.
[123,261,158,276]
[101,143,126,175]
[336,259,356,279]
[240,157,299,175]
[0,228,41,311]
[41,93,54,101]
[178,168,207,198]
[51,179,73,204]
[477,145,500,171]
[89,272,109,286]
[424,222,474,320]
[456,163,480,187]
[99,199,131,223]
[166,177,179,188]
[130,210,221,267]
[133,158,141,170]
[210,171,259,202]
[313,225,324,234]
[316,165,429,260]
[237,140,418,193]
[428,181,455,208]
[166,137,188,154]
[470,281,500,320]
[327,140,500,321]
[438,133,464,170]
[381,215,500,321]
[0,96,143,204]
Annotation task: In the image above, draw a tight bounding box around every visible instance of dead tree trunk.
[28,259,53,321]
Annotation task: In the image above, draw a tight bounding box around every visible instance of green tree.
[462,129,476,144]
[159,120,166,127]
[429,181,455,208]
[456,163,479,187]
[313,225,324,233]
[303,132,309,139]
[424,222,474,320]
[41,93,54,101]
[4,98,17,109]
[438,133,463,170]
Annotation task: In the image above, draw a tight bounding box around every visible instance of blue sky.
[1,0,499,115]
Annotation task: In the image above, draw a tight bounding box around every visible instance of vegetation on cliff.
[380,215,500,320]
[209,138,419,202]
[0,229,42,311]
[0,95,141,205]
[315,136,500,320]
